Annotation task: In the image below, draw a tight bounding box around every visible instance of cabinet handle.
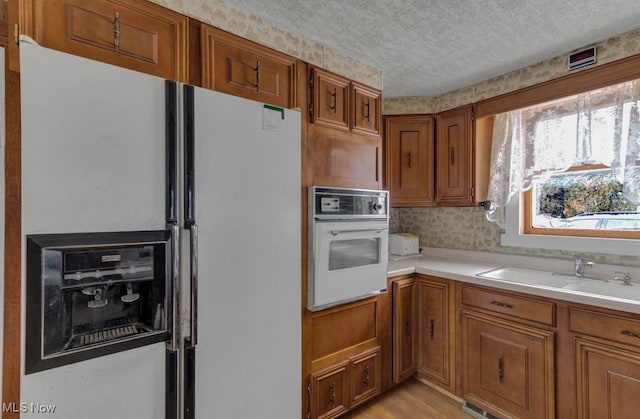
[329,88,337,113]
[363,99,371,121]
[253,61,261,92]
[407,151,412,168]
[363,366,370,387]
[113,12,120,53]
[430,319,435,341]
[328,382,336,406]
[498,357,505,383]
[622,330,640,339]
[405,321,411,338]
[449,147,455,166]
[490,300,514,309]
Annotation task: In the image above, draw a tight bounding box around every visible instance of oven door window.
[329,238,380,270]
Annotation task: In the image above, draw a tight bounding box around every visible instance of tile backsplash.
[391,207,640,267]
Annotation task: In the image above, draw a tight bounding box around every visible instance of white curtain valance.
[486,79,640,227]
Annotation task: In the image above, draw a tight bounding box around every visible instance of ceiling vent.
[568,46,597,71]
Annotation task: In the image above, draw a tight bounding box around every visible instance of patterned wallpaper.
[149,0,383,89]
[390,207,640,267]
[383,27,640,114]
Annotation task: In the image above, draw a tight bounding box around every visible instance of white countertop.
[388,248,640,314]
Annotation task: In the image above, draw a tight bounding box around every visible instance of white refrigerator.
[19,37,301,419]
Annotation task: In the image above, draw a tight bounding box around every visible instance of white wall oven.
[308,186,389,311]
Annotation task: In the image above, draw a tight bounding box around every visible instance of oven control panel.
[311,186,388,219]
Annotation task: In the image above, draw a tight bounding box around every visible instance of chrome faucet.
[573,255,594,278]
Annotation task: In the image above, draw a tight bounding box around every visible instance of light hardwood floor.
[343,379,470,419]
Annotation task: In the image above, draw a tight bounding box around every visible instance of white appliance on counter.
[20,38,300,419]
[308,186,389,311]
[389,233,420,256]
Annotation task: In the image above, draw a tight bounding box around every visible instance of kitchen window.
[486,78,640,250]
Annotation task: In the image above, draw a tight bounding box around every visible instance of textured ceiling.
[222,0,640,98]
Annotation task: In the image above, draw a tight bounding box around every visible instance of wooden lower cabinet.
[309,347,381,419]
[310,360,350,419]
[461,310,555,419]
[350,347,382,409]
[575,339,640,419]
[416,276,454,392]
[392,277,417,383]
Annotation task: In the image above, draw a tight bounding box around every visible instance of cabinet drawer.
[29,0,188,80]
[462,285,555,326]
[570,307,640,348]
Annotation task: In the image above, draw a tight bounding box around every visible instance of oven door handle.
[330,228,387,236]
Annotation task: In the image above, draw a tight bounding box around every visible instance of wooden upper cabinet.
[352,82,381,136]
[24,0,188,80]
[385,115,435,207]
[310,67,350,130]
[435,105,492,206]
[201,25,297,108]
[436,105,473,205]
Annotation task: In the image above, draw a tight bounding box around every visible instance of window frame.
[514,85,640,240]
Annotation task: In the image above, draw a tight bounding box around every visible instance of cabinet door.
[461,310,555,419]
[26,0,188,80]
[352,82,381,136]
[311,67,350,131]
[310,361,350,419]
[576,339,640,419]
[393,278,417,383]
[350,347,381,408]
[436,105,473,205]
[417,277,452,390]
[385,115,435,206]
[201,25,297,108]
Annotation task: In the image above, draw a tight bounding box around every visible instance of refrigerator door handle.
[169,223,180,352]
[165,80,179,224]
[189,223,198,345]
[183,84,196,227]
